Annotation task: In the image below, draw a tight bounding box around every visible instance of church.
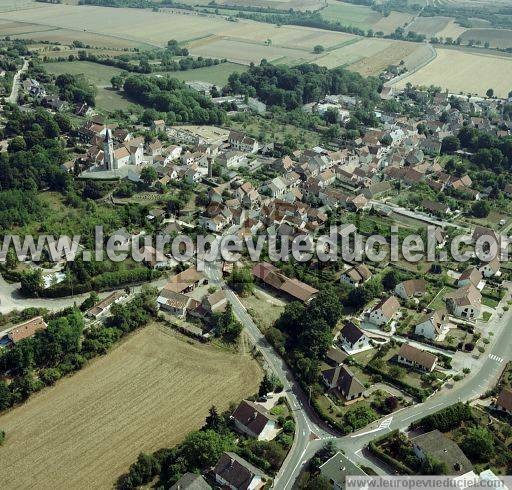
[103,129,144,170]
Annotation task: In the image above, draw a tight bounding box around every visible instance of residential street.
[6,58,28,105]
[203,261,512,489]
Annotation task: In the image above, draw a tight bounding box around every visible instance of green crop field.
[320,2,382,30]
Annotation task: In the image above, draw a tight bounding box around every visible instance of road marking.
[489,354,504,363]
[403,414,417,421]
[350,417,393,438]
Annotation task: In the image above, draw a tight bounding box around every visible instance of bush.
[0,429,4,445]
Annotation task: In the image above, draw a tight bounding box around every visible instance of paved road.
[0,273,169,314]
[202,259,512,488]
[279,288,512,488]
[6,58,28,105]
[202,263,343,485]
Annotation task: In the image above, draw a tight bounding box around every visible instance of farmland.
[0,2,425,69]
[459,28,512,48]
[319,3,413,34]
[319,2,382,31]
[393,47,512,97]
[0,324,262,490]
[406,16,451,37]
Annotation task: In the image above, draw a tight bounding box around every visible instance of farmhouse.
[445,284,482,320]
[231,400,278,441]
[367,296,400,326]
[414,310,448,341]
[214,452,269,490]
[397,343,437,372]
[157,289,193,319]
[411,430,473,476]
[252,262,318,304]
[395,279,427,300]
[339,322,371,353]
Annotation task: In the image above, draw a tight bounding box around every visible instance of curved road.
[203,261,512,489]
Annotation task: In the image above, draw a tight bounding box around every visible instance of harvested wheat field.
[393,48,512,97]
[348,40,421,76]
[459,28,512,49]
[436,19,467,39]
[0,323,262,490]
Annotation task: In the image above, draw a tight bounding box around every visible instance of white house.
[231,400,278,441]
[339,322,372,353]
[395,279,427,300]
[340,264,372,288]
[368,296,400,326]
[414,310,448,341]
[397,343,438,372]
[228,130,259,153]
[445,284,482,320]
[479,257,501,278]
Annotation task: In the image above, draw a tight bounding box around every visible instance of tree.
[382,269,400,290]
[140,166,158,186]
[461,427,494,461]
[441,135,460,154]
[304,475,331,490]
[471,200,490,218]
[227,266,254,296]
[180,429,235,469]
[204,405,226,432]
[111,75,124,90]
[259,373,274,397]
[486,88,494,98]
[123,452,161,488]
[313,45,325,54]
[20,269,43,297]
[5,248,18,271]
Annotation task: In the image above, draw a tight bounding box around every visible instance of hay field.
[373,11,414,34]
[436,19,467,39]
[0,324,261,490]
[347,40,421,76]
[393,48,512,97]
[316,37,394,68]
[459,28,512,48]
[406,16,451,37]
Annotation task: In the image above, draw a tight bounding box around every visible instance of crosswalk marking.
[489,354,504,363]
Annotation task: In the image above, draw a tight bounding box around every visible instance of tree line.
[225,61,381,110]
[122,74,227,125]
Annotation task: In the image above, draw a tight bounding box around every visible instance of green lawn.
[44,60,123,87]
[95,86,140,112]
[163,62,247,86]
[320,2,381,30]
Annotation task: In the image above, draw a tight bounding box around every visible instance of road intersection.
[203,260,512,489]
